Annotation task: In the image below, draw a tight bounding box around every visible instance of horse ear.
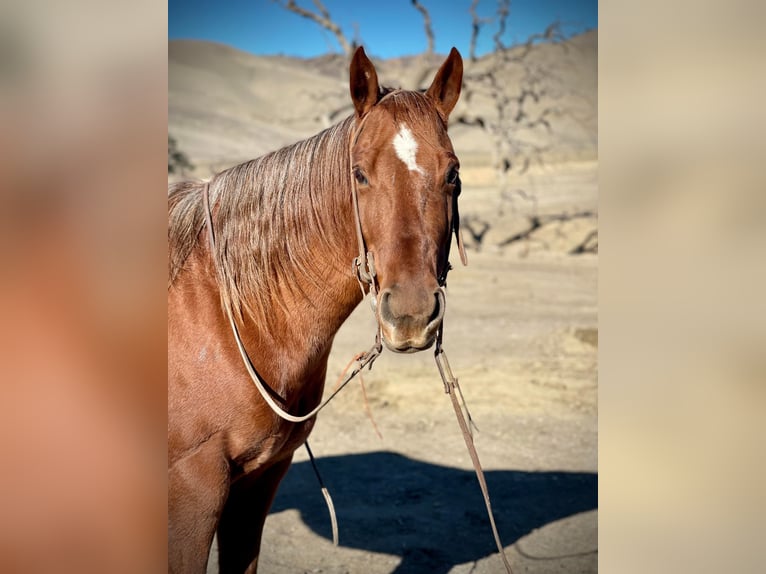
[349,46,380,118]
[426,47,463,120]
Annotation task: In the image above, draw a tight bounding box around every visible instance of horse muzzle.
[377,286,445,353]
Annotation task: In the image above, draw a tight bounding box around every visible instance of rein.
[201,103,512,570]
[348,125,512,569]
[434,328,514,573]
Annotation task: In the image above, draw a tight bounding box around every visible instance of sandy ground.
[202,161,598,574]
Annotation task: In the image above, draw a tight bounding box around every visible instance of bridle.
[199,99,464,423]
[201,97,512,573]
[349,90,467,305]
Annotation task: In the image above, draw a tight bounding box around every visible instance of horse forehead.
[392,123,424,174]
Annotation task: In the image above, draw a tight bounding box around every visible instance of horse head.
[349,47,463,353]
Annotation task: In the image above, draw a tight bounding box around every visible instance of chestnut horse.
[168,46,464,573]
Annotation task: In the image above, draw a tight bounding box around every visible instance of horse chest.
[228,408,317,478]
[225,365,327,474]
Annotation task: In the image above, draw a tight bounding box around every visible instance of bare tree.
[273,1,568,181]
[458,19,568,194]
[270,1,591,256]
[469,0,494,62]
[410,0,435,55]
[274,1,570,195]
[492,0,510,51]
[272,0,353,57]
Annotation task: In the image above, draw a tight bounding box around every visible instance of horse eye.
[446,166,460,186]
[353,168,369,186]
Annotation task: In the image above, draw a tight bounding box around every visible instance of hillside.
[169,30,596,178]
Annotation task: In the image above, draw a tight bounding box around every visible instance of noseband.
[348,90,467,310]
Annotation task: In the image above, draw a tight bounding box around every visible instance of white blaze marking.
[392,123,424,174]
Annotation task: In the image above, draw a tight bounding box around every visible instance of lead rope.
[304,441,339,546]
[433,171,508,572]
[434,327,513,574]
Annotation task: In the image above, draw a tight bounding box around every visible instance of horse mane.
[168,89,442,325]
[168,115,356,324]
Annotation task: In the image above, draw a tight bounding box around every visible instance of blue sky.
[169,0,597,59]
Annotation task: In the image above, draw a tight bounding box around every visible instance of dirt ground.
[205,161,598,574]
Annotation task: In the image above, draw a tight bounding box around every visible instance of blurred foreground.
[0,1,764,573]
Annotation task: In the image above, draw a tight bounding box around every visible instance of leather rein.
[200,101,512,572]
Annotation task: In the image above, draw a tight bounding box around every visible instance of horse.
[168,46,464,573]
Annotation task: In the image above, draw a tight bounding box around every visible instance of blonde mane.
[168,116,356,323]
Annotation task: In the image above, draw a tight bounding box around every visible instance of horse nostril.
[379,290,395,324]
[428,290,445,325]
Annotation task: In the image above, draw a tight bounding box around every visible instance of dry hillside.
[169,30,596,177]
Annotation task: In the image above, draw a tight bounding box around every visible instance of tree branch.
[493,0,510,51]
[569,229,598,254]
[497,211,596,248]
[274,0,352,57]
[469,0,493,62]
[410,0,435,55]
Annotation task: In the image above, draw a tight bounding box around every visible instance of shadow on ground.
[270,451,597,573]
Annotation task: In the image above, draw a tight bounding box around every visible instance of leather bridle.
[348,90,467,305]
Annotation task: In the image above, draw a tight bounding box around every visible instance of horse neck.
[209,117,365,362]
